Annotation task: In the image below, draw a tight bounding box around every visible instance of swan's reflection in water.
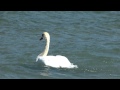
[38,66,51,76]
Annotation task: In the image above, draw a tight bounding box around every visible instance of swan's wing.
[55,55,78,68]
[42,56,62,68]
[36,55,78,68]
[36,56,59,67]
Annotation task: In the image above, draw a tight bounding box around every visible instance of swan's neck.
[40,38,50,56]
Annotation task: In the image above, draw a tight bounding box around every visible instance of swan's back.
[36,55,78,68]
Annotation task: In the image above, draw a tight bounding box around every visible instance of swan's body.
[36,32,78,68]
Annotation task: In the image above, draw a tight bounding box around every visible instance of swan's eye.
[40,34,44,40]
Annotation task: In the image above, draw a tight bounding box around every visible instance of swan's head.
[40,32,50,41]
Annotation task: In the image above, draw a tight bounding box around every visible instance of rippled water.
[0,11,120,79]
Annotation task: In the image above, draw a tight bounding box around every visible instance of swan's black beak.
[40,34,44,40]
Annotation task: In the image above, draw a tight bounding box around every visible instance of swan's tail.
[70,64,78,68]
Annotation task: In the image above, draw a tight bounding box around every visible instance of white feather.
[36,32,78,68]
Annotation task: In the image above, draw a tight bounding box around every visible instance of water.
[0,11,120,79]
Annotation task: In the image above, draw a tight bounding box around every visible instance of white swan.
[36,32,78,68]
